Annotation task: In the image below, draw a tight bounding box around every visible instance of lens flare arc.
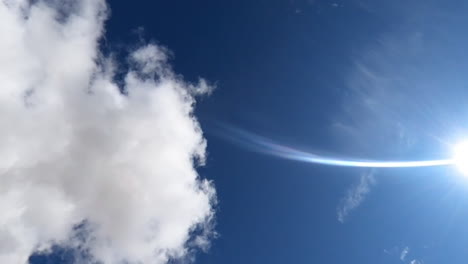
[220,125,454,169]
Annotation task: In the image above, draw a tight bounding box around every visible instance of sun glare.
[453,141,468,174]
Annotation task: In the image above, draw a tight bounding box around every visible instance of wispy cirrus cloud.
[334,0,468,159]
[337,170,376,222]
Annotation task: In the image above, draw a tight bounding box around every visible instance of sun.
[453,141,468,174]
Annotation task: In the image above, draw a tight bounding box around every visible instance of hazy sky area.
[1,0,468,264]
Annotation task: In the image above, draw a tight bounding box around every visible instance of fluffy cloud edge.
[0,1,217,263]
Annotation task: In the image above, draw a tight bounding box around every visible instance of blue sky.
[7,0,468,263]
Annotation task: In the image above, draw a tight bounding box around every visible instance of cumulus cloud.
[0,0,215,263]
[337,171,375,222]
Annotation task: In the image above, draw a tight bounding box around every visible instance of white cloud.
[0,1,215,263]
[400,246,409,261]
[337,171,375,222]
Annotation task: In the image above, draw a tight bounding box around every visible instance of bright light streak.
[217,124,455,168]
[279,147,454,168]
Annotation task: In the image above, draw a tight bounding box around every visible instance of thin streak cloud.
[337,171,375,223]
